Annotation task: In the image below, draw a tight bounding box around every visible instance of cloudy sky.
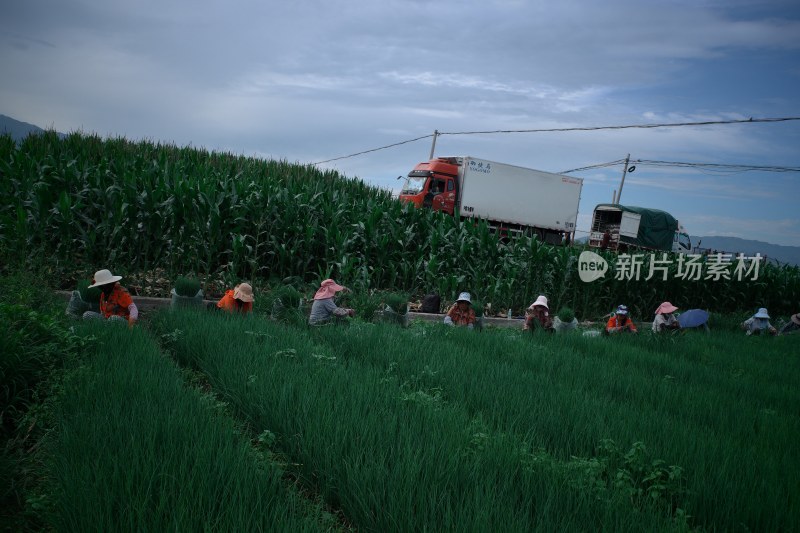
[3,0,799,246]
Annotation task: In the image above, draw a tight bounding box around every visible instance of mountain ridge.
[0,113,64,139]
[689,235,800,267]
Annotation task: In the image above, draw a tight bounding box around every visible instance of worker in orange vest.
[83,268,138,327]
[216,283,255,313]
[605,304,638,334]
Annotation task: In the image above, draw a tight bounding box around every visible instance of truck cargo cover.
[596,204,678,251]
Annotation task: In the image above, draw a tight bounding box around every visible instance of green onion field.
[1,131,798,531]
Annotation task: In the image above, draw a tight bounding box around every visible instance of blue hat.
[616,305,628,315]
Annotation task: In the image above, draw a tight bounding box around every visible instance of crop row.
[309,320,800,531]
[1,131,798,316]
[150,310,799,531]
[38,323,339,531]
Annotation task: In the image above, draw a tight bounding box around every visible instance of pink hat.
[314,279,345,300]
[655,301,678,315]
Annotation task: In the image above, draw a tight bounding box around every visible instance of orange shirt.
[446,304,476,326]
[100,283,134,319]
[606,315,637,333]
[217,290,253,313]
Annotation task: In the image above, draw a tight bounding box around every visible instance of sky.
[2,0,799,246]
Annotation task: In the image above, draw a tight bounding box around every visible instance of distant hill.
[0,113,64,141]
[691,236,800,267]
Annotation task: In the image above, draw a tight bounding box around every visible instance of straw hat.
[233,283,254,303]
[655,301,678,315]
[616,304,629,315]
[314,279,345,300]
[89,269,122,288]
[456,292,472,304]
[753,308,770,319]
[527,295,549,311]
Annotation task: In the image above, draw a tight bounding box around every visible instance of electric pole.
[429,130,439,159]
[614,154,631,204]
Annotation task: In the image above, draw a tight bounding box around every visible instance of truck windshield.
[401,176,427,195]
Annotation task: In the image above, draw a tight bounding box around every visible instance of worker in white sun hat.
[82,268,138,327]
[443,292,476,329]
[524,295,554,332]
[605,304,638,334]
[741,308,777,336]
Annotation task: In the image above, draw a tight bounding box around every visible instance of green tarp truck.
[588,204,691,253]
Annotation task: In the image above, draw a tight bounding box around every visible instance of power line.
[561,159,627,174]
[310,116,800,166]
[310,134,433,165]
[563,158,800,175]
[636,159,800,173]
[439,116,800,136]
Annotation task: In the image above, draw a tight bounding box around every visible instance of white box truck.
[398,156,583,243]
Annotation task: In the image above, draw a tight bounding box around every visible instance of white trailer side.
[456,157,583,232]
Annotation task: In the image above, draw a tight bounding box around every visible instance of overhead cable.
[635,159,800,173]
[563,159,800,175]
[561,160,627,174]
[310,134,433,165]
[438,116,800,136]
[310,116,800,166]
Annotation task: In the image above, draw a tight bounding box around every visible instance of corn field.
[1,131,798,318]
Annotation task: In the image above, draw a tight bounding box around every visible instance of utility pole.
[429,130,439,160]
[614,154,631,204]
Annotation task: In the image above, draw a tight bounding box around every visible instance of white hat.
[89,269,122,288]
[616,304,629,315]
[456,292,472,304]
[528,295,549,310]
[754,308,770,319]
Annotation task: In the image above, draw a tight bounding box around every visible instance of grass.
[310,322,799,531]
[37,322,342,532]
[0,265,88,531]
[3,259,796,530]
[148,309,798,531]
[174,275,202,297]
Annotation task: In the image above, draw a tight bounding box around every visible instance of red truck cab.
[398,158,459,215]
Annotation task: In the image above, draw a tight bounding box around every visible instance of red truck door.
[432,177,457,215]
